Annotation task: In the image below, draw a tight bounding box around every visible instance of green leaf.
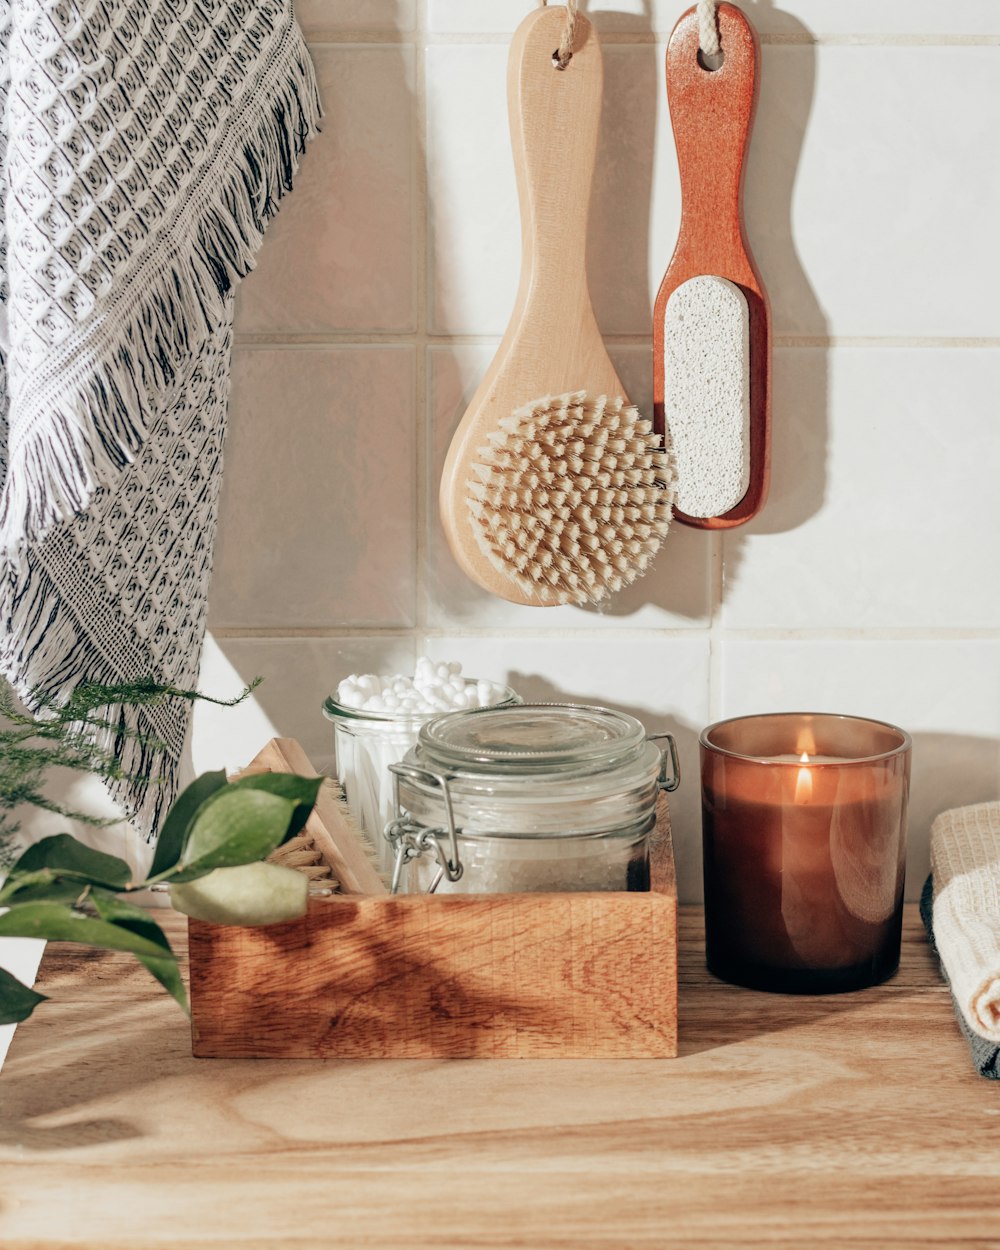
[170,862,308,928]
[90,891,188,1015]
[8,834,131,890]
[0,869,88,907]
[0,966,47,1025]
[0,903,172,959]
[149,769,228,878]
[226,773,322,843]
[169,787,297,882]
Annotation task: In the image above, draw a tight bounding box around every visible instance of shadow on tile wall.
[722,1,830,586]
[908,732,1000,887]
[503,668,704,899]
[586,1,699,622]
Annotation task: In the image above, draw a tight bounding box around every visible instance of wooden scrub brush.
[439,3,675,607]
[238,737,386,896]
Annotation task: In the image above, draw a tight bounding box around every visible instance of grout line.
[716,628,1000,642]
[762,33,1000,47]
[233,332,1000,350]
[412,0,430,647]
[209,624,1000,642]
[707,533,725,721]
[305,32,1000,49]
[774,336,1000,349]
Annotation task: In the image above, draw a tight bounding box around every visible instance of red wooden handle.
[666,2,759,277]
[653,3,771,530]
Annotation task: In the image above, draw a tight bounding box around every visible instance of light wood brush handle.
[508,5,603,335]
[652,2,771,529]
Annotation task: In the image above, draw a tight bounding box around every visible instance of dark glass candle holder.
[700,713,911,994]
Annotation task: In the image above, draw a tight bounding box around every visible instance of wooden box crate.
[188,742,677,1060]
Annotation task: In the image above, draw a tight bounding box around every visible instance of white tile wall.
[427,2,1000,38]
[748,47,1000,338]
[297,0,416,38]
[211,347,417,628]
[196,2,1000,902]
[196,633,417,772]
[720,640,1000,891]
[722,347,1000,629]
[236,46,416,334]
[421,635,711,899]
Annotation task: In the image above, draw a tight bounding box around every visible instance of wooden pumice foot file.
[653,2,771,529]
[440,4,675,607]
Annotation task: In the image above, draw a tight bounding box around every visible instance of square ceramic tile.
[210,347,416,628]
[719,639,1000,898]
[589,45,679,336]
[426,44,679,337]
[235,46,415,334]
[427,1,1000,37]
[297,0,415,38]
[720,347,1000,630]
[426,45,517,335]
[422,635,711,900]
[193,633,417,774]
[748,47,1000,337]
[425,344,712,628]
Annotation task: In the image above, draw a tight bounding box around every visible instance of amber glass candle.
[700,713,911,993]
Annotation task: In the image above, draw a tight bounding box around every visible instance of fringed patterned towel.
[0,2,321,839]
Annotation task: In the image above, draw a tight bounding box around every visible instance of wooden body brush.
[653,2,771,529]
[440,3,674,607]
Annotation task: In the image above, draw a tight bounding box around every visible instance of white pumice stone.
[663,274,750,519]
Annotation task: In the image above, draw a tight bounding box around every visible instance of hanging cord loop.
[540,0,579,70]
[697,0,721,57]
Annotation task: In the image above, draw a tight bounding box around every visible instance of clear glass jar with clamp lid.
[386,703,680,894]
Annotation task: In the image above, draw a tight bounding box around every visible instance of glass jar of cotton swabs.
[323,658,520,878]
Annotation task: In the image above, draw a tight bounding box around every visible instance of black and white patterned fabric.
[0,1,321,836]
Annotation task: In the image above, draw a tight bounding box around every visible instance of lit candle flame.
[794,750,813,803]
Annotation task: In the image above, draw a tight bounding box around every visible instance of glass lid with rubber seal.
[416,703,649,777]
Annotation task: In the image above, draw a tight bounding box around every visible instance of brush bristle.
[466,391,675,605]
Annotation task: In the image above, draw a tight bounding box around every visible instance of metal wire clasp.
[648,732,681,792]
[386,762,464,895]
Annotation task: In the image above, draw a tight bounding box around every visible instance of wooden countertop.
[1,906,997,1248]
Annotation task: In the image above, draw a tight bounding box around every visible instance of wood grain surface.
[188,805,677,1060]
[653,3,771,529]
[2,907,998,1249]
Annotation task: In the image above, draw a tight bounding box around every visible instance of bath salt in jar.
[387,703,680,894]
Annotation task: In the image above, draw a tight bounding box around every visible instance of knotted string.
[697,0,721,56]
[541,2,720,66]
[540,0,578,69]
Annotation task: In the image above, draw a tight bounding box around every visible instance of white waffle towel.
[0,2,320,839]
[931,801,1000,1043]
